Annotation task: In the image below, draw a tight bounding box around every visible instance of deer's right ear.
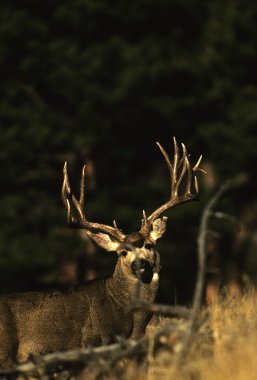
[149,216,168,242]
[87,232,120,252]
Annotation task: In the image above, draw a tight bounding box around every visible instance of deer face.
[120,241,157,285]
[87,217,167,284]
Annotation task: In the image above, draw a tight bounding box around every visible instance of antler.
[139,137,205,239]
[61,162,125,242]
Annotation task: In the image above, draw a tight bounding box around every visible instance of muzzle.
[131,259,153,284]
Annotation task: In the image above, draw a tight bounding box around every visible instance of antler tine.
[61,162,126,242]
[194,175,199,194]
[185,156,192,195]
[62,162,72,224]
[193,155,207,175]
[173,136,179,189]
[79,165,86,206]
[139,139,203,239]
[193,155,207,195]
[113,219,122,233]
[156,142,174,193]
[140,210,148,231]
[193,155,202,172]
[63,162,71,194]
[175,142,188,196]
[62,162,70,205]
[71,164,86,222]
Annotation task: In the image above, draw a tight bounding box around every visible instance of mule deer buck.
[0,138,203,367]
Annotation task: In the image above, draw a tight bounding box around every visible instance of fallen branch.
[0,338,147,378]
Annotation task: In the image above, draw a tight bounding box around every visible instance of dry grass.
[141,291,257,380]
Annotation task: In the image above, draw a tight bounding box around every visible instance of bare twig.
[211,211,243,230]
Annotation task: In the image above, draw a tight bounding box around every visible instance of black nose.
[131,259,153,284]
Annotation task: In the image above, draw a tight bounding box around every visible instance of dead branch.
[0,338,147,378]
[131,300,190,319]
[172,176,246,368]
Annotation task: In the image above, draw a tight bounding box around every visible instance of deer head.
[61,137,204,286]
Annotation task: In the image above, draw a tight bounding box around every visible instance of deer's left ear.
[87,232,120,252]
[149,217,168,242]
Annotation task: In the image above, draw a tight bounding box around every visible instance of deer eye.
[121,250,127,257]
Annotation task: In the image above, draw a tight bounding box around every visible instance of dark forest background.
[0,0,257,304]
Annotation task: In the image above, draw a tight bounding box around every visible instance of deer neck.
[105,256,159,309]
[105,259,135,307]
